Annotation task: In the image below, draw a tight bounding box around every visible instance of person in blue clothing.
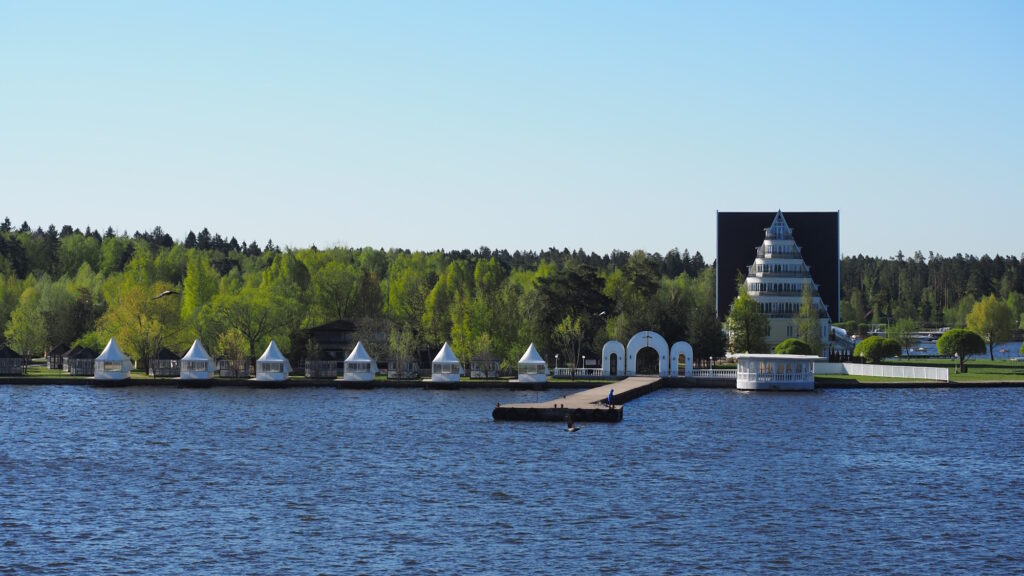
[607,389,614,406]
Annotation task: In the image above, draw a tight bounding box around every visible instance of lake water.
[901,340,1023,359]
[2,384,1022,574]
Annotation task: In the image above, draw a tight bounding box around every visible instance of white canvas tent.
[431,341,461,383]
[343,340,377,382]
[255,340,292,382]
[180,339,216,380]
[517,342,547,383]
[94,338,132,380]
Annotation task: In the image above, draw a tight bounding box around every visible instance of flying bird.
[153,290,180,300]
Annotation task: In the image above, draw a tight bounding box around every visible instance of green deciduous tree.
[966,294,1014,361]
[5,282,46,356]
[936,328,986,373]
[726,289,767,353]
[887,318,919,356]
[795,284,822,354]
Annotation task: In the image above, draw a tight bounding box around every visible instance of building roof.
[49,343,70,356]
[152,347,180,360]
[181,339,213,362]
[518,343,545,365]
[0,344,22,359]
[432,341,459,364]
[344,341,374,363]
[96,338,130,362]
[258,340,287,362]
[67,346,97,360]
[304,319,357,334]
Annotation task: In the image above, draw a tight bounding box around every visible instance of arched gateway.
[603,332,693,377]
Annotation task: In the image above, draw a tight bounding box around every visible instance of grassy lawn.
[881,358,1024,382]
[815,374,927,384]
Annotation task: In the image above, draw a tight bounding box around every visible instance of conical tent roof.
[432,342,459,363]
[96,338,129,362]
[345,341,373,363]
[181,339,212,362]
[518,343,545,364]
[258,340,287,362]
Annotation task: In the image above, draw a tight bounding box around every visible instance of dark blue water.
[2,385,1022,575]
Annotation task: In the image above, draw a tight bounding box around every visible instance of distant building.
[47,343,69,370]
[149,348,181,377]
[0,344,25,375]
[66,346,97,376]
[180,339,216,380]
[255,340,291,382]
[743,211,832,350]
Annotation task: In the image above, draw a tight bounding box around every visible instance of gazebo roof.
[153,347,180,360]
[181,339,212,362]
[67,346,96,360]
[518,343,545,364]
[49,343,70,356]
[432,342,459,363]
[0,344,22,359]
[257,340,287,362]
[96,338,130,362]
[731,353,821,361]
[345,341,373,363]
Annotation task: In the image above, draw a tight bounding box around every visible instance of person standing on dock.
[607,389,614,406]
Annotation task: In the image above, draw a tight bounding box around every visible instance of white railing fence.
[689,369,737,379]
[552,367,605,377]
[841,363,949,382]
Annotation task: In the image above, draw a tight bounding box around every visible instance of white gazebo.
[431,341,461,383]
[180,339,216,380]
[734,353,818,391]
[343,340,377,382]
[255,339,292,382]
[517,343,547,383]
[94,338,132,380]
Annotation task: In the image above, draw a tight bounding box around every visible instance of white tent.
[94,337,132,380]
[343,340,377,382]
[255,339,292,382]
[180,339,215,380]
[517,342,547,383]
[431,341,461,383]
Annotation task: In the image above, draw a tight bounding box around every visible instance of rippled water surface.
[2,384,1023,574]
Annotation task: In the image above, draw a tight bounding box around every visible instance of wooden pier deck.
[491,376,663,422]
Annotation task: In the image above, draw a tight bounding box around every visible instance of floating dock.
[492,376,663,422]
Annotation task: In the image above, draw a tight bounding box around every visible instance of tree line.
[1,219,1021,370]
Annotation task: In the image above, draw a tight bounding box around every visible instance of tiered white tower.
[744,211,831,350]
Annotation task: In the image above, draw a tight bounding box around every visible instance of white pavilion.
[743,210,831,350]
[431,342,461,383]
[734,353,818,391]
[94,338,132,380]
[516,343,547,383]
[180,339,216,380]
[343,341,377,382]
[255,340,291,382]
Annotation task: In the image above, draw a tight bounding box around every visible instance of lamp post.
[582,355,586,376]
[555,354,559,376]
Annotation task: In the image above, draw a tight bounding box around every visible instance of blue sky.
[2,1,1021,258]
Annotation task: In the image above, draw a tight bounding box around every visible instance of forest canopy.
[0,219,1021,369]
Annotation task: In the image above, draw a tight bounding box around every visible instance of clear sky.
[2,1,1021,259]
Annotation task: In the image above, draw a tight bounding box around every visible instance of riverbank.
[4,375,1024,388]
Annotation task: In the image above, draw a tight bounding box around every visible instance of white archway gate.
[601,340,625,376]
[626,331,669,376]
[670,341,694,377]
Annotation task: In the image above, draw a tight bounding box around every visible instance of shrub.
[936,328,986,373]
[774,338,813,355]
[853,336,901,363]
